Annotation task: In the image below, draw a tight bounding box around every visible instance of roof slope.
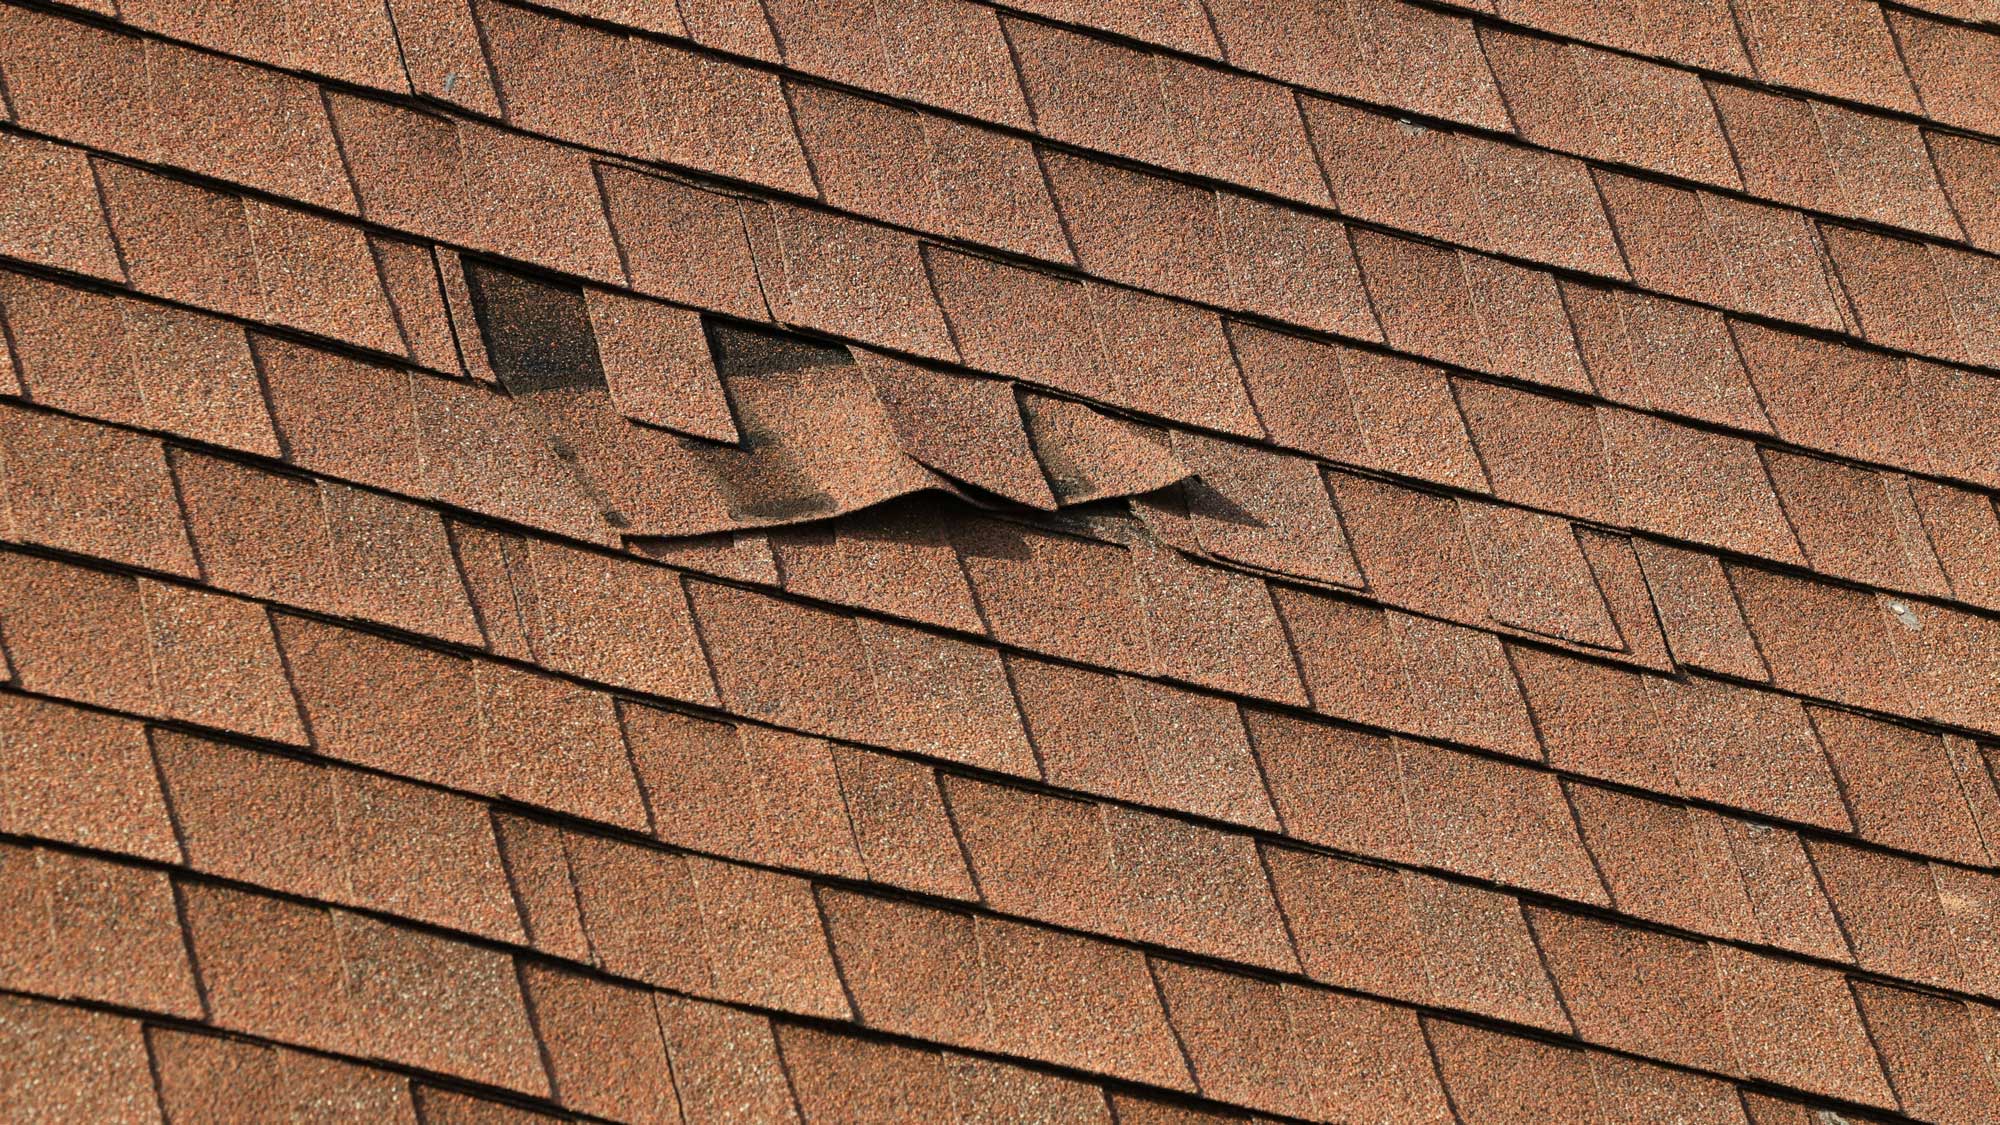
[2,0,1999,1120]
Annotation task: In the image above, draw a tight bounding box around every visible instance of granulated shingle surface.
[4,0,2000,1119]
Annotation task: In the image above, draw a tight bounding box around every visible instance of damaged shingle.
[461,259,607,394]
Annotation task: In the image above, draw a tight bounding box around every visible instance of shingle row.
[8,702,2000,1120]
[11,2,2000,394]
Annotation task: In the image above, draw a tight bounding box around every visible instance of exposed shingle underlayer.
[2,0,1999,1120]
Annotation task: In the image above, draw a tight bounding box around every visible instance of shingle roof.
[1,0,1999,1120]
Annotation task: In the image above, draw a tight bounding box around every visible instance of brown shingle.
[687,857,849,1018]
[1271,586,1408,730]
[275,614,484,789]
[944,777,1126,937]
[597,166,768,320]
[1732,0,1919,113]
[1150,961,1311,1119]
[1106,807,1295,971]
[1407,876,1570,1032]
[1248,698,1405,830]
[1821,224,1963,359]
[1400,740,1607,903]
[1853,982,2000,1125]
[0,553,155,714]
[149,1027,417,1123]
[1650,673,1852,830]
[1809,840,1961,990]
[181,883,357,1053]
[1227,325,1370,465]
[1729,564,1915,718]
[1284,984,1455,1125]
[976,916,1192,1089]
[1308,100,1483,247]
[116,302,281,457]
[144,38,356,214]
[1425,1020,1602,1125]
[1205,0,1373,99]
[477,0,644,154]
[1456,136,1625,277]
[653,995,800,1124]
[688,580,883,742]
[1932,131,2000,252]
[1762,450,1931,589]
[333,769,523,942]
[753,203,956,360]
[832,748,976,899]
[1261,845,1428,1002]
[478,656,648,832]
[1713,945,1893,1106]
[952,517,1152,672]
[632,42,816,196]
[1529,908,1729,1070]
[1886,8,2000,136]
[31,849,202,1017]
[1352,0,1510,127]
[0,695,178,864]
[779,1026,958,1124]
[1042,151,1227,307]
[1216,197,1376,338]
[1390,614,1542,758]
[491,814,590,962]
[332,911,547,1096]
[565,833,713,992]
[819,889,990,1045]
[0,8,150,156]
[1812,706,1987,864]
[0,134,122,280]
[138,580,306,744]
[1563,284,1769,433]
[1633,538,1769,680]
[154,732,342,902]
[507,538,716,704]
[877,0,1032,126]
[519,966,680,1125]
[1125,536,1305,707]
[0,996,160,1124]
[1006,19,1182,170]
[857,618,1038,776]
[1599,408,1803,564]
[791,85,948,233]
[944,1053,1113,1123]
[319,483,485,646]
[1565,782,1755,940]
[0,406,197,576]
[1157,58,1326,204]
[1459,503,1617,648]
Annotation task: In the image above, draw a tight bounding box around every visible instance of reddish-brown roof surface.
[1,0,1999,1120]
